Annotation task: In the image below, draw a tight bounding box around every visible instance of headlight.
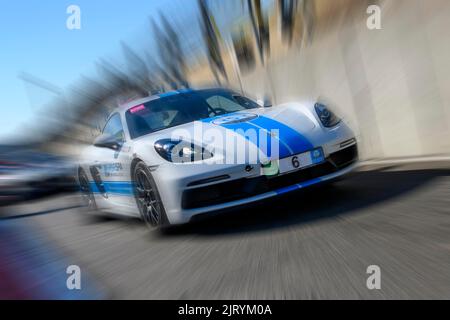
[154,139,214,163]
[314,103,341,128]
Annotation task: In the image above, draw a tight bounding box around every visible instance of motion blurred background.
[0,0,450,299]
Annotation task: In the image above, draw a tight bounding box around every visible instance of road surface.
[1,162,450,299]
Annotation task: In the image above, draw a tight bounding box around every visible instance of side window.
[103,113,125,142]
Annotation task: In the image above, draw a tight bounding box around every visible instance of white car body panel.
[78,90,358,225]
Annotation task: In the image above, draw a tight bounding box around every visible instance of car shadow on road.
[159,168,450,237]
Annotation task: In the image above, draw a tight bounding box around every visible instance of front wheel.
[133,161,168,228]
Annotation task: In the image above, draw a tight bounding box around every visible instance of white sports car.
[78,88,358,227]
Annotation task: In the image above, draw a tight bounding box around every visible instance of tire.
[132,161,169,228]
[78,168,97,212]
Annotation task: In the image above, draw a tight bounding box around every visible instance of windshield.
[125,89,260,139]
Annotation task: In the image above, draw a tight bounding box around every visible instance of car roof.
[115,88,233,115]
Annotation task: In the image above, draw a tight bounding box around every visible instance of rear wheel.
[133,161,168,228]
[78,169,97,212]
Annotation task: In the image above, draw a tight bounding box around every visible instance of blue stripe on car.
[204,113,313,159]
[158,91,179,98]
[206,119,289,160]
[89,181,134,195]
[275,178,322,195]
[177,88,193,94]
[248,116,313,158]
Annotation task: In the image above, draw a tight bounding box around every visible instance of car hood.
[135,102,323,163]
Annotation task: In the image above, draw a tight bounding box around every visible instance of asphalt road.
[1,162,450,299]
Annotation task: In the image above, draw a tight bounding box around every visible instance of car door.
[91,113,136,214]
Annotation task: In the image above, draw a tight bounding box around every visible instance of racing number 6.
[292,156,300,168]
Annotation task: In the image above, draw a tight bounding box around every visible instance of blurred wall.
[224,0,450,160]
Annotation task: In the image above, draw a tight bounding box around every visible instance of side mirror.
[94,134,122,150]
[257,97,272,108]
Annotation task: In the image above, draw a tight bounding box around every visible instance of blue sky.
[0,0,200,140]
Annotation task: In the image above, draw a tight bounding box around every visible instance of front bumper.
[154,142,358,225]
[182,144,357,210]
